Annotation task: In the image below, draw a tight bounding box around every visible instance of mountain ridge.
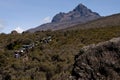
[27,4,101,32]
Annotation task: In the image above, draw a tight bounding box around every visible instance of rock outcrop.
[72,37,120,80]
[52,4,100,23]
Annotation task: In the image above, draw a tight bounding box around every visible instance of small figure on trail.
[48,36,52,42]
[14,52,20,58]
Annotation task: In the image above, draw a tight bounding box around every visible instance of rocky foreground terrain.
[0,26,120,80]
[72,37,120,80]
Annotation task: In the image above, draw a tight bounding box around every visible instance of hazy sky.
[0,0,120,33]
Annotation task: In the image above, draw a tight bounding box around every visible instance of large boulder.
[72,37,120,80]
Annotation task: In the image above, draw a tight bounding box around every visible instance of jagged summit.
[73,3,100,16]
[73,3,89,12]
[27,3,101,32]
[52,3,100,23]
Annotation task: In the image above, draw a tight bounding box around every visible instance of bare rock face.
[52,4,100,23]
[72,37,120,80]
[27,4,101,32]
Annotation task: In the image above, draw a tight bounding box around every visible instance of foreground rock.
[72,37,120,80]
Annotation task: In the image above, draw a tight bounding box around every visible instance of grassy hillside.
[0,26,120,80]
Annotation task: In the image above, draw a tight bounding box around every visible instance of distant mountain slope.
[66,13,120,30]
[27,4,101,32]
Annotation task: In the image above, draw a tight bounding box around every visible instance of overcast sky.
[0,0,120,33]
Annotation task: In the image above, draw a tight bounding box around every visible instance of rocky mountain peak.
[73,3,89,12]
[51,12,65,23]
[52,3,101,23]
[27,3,101,32]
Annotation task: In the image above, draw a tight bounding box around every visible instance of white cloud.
[42,16,51,23]
[14,27,24,33]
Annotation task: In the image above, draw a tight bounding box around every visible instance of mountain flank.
[66,13,120,30]
[27,4,101,32]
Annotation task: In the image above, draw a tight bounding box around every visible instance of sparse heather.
[0,26,120,80]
